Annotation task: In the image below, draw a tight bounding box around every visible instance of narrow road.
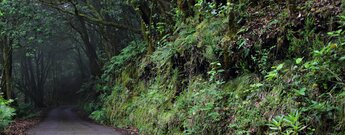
[27,106,122,135]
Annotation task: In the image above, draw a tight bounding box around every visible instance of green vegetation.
[0,0,344,134]
[83,0,345,134]
[0,95,15,130]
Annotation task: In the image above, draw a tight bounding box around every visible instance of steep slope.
[84,0,345,134]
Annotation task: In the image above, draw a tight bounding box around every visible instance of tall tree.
[0,36,13,99]
[39,0,141,77]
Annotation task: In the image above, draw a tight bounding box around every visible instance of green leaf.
[276,63,284,70]
[265,72,277,80]
[295,58,303,65]
[250,83,264,88]
[293,88,306,96]
[339,56,345,61]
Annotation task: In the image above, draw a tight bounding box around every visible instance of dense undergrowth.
[84,0,345,134]
[0,96,42,133]
[0,96,15,131]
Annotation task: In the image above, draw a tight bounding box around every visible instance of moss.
[87,0,345,134]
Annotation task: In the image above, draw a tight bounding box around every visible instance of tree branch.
[39,1,142,34]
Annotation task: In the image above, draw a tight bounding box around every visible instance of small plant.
[265,63,284,81]
[268,111,308,135]
[208,62,225,84]
[90,108,106,124]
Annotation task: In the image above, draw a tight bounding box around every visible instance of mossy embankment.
[84,1,345,134]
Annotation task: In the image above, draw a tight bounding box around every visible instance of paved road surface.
[27,106,122,135]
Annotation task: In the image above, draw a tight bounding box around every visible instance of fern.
[0,96,15,130]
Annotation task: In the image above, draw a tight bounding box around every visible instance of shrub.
[0,95,15,131]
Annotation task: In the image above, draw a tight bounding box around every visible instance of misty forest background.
[1,0,345,134]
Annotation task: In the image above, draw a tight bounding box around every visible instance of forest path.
[26,106,122,135]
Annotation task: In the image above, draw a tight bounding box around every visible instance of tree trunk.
[71,3,101,77]
[0,37,13,100]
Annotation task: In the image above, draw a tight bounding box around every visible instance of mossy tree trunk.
[133,0,173,55]
[70,2,102,77]
[177,0,196,17]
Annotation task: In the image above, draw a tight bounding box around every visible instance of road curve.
[27,106,122,135]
